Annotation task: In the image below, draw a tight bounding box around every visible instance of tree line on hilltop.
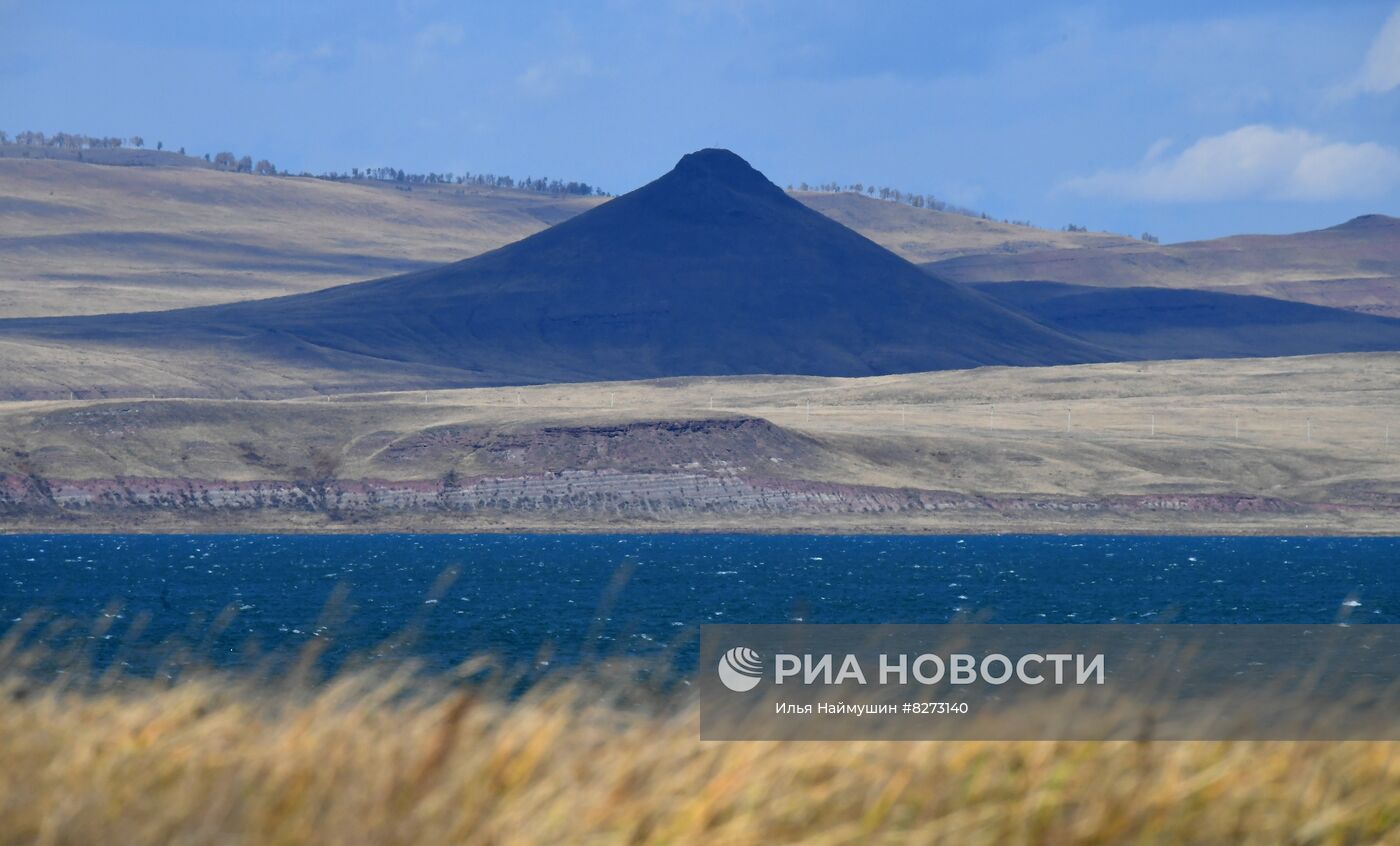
[3,129,1157,236]
[0,129,608,197]
[790,179,999,220]
[325,166,604,197]
[790,179,1154,240]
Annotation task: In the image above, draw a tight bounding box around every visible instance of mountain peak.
[1331,214,1399,232]
[1,146,1111,387]
[674,147,752,171]
[666,148,778,194]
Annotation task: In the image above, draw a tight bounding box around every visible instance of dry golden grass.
[0,158,603,317]
[3,352,1399,534]
[0,159,1119,320]
[795,190,1134,263]
[0,657,1396,845]
[927,215,1400,318]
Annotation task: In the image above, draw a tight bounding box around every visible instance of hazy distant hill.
[931,215,1400,318]
[0,149,1109,397]
[795,190,1134,263]
[0,157,603,318]
[0,143,213,169]
[975,281,1400,361]
[0,155,1124,319]
[5,143,1397,324]
[6,146,1400,401]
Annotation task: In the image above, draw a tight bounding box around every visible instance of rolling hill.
[930,215,1400,317]
[0,155,1120,319]
[974,281,1400,360]
[794,190,1134,263]
[0,157,604,318]
[0,149,1109,398]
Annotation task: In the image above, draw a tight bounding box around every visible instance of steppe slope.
[0,149,1110,393]
[930,215,1400,317]
[3,353,1398,533]
[0,158,1120,318]
[794,190,1134,263]
[0,158,603,317]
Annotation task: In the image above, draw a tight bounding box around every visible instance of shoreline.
[5,516,1398,537]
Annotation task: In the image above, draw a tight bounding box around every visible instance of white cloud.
[1350,3,1400,95]
[1063,125,1400,202]
[1142,137,1174,162]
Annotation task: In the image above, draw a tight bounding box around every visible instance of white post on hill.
[989,404,995,430]
[1150,413,1156,436]
[1066,408,1072,433]
[806,400,811,423]
[609,392,615,409]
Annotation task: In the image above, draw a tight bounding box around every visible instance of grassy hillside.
[930,215,1400,317]
[0,158,603,317]
[4,155,1394,324]
[0,150,1112,391]
[0,158,1121,319]
[795,190,1135,263]
[4,352,1399,533]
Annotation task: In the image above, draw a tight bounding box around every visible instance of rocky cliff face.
[375,417,820,475]
[0,468,1316,524]
[3,391,1396,533]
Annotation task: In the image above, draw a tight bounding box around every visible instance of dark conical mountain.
[0,148,1111,386]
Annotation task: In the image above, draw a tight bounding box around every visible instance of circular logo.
[717,646,764,692]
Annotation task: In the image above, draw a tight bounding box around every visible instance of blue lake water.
[1,534,1395,674]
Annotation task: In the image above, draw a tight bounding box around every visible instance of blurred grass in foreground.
[0,654,1396,846]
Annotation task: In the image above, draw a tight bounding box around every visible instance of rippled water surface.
[1,534,1395,671]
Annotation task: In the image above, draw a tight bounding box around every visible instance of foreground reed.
[0,658,1396,846]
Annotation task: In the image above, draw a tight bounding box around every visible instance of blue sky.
[2,0,1398,242]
